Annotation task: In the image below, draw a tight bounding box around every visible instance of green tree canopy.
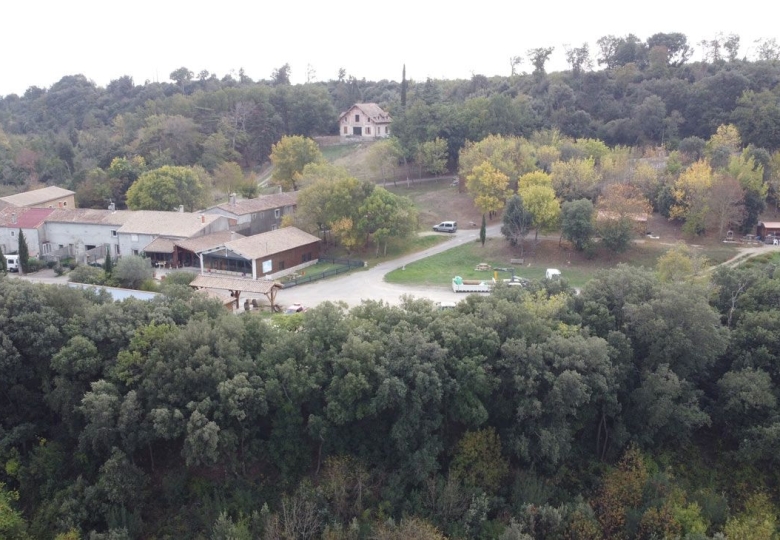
[125,165,207,211]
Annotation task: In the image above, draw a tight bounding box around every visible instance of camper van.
[4,254,20,272]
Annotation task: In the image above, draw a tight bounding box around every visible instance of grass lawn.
[323,234,450,264]
[385,237,741,288]
[321,144,364,162]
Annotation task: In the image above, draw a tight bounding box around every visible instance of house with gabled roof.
[204,192,298,236]
[339,103,392,139]
[0,207,55,256]
[40,208,229,263]
[194,226,320,279]
[0,186,76,210]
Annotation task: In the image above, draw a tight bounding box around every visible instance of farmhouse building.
[339,103,392,139]
[195,226,320,280]
[0,186,76,210]
[0,207,55,256]
[204,192,298,236]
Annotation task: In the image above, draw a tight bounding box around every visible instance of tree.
[0,250,6,274]
[271,63,291,85]
[561,199,594,251]
[565,43,592,76]
[169,67,193,86]
[126,165,207,211]
[17,229,29,274]
[103,251,113,276]
[596,185,651,253]
[480,214,486,247]
[550,157,601,201]
[521,184,561,243]
[465,162,510,217]
[367,138,403,184]
[113,255,154,289]
[704,174,745,238]
[270,135,323,191]
[670,160,714,235]
[416,138,448,177]
[527,47,555,75]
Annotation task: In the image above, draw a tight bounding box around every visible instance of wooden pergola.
[189,275,284,311]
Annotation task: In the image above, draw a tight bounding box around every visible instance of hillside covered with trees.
[1,32,779,213]
[3,255,780,538]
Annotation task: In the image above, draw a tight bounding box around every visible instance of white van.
[433,221,457,233]
[545,268,561,280]
[4,254,20,272]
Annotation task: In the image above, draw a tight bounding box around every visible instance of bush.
[139,279,160,292]
[61,257,77,270]
[25,258,43,272]
[114,256,154,289]
[68,265,106,285]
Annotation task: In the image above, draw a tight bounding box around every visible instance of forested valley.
[3,31,780,539]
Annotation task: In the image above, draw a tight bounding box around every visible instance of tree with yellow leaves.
[520,184,561,243]
[466,161,511,217]
[551,157,601,201]
[670,160,713,235]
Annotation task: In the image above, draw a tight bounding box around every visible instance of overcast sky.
[2,0,777,96]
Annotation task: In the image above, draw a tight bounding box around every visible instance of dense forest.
[3,255,780,538]
[1,32,779,210]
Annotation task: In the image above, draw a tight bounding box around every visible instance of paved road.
[276,224,502,308]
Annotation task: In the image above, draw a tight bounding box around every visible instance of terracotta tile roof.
[45,208,134,226]
[339,103,393,123]
[0,207,55,228]
[118,211,223,237]
[0,186,75,207]
[225,227,320,260]
[175,230,245,253]
[209,192,298,217]
[190,274,283,294]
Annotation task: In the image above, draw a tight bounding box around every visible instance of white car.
[433,221,457,233]
[284,303,308,314]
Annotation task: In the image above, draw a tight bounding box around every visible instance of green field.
[385,237,741,288]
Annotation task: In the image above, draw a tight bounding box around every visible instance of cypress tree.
[401,64,407,109]
[0,251,6,274]
[18,229,29,274]
[480,214,487,246]
[104,250,113,276]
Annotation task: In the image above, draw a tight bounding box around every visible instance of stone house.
[338,103,392,139]
[0,186,76,210]
[0,207,55,256]
[204,192,298,236]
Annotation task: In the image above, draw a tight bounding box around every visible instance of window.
[63,201,67,207]
[302,252,312,263]
[355,114,360,122]
[10,231,14,237]
[131,234,138,242]
[366,127,371,135]
[132,249,139,256]
[114,244,120,255]
[111,230,118,237]
[278,261,285,270]
[274,208,281,218]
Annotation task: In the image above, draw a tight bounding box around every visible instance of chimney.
[11,213,16,224]
[179,205,184,213]
[108,202,116,212]
[201,214,205,224]
[229,193,236,207]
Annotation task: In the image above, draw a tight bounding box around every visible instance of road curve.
[277,224,502,308]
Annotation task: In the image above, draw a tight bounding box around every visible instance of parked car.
[433,221,457,233]
[4,254,19,272]
[284,303,308,314]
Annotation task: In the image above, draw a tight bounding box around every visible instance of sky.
[2,0,778,97]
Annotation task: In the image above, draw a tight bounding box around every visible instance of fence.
[282,257,364,288]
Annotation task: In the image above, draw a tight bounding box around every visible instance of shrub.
[25,258,43,272]
[114,255,154,289]
[68,265,106,285]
